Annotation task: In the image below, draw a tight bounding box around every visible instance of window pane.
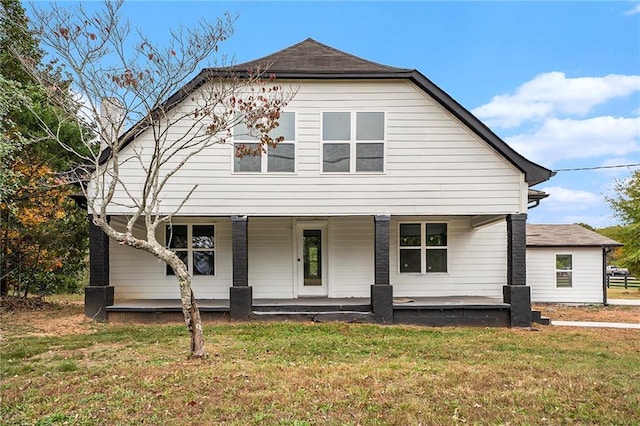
[426,249,447,273]
[234,143,261,172]
[556,254,572,270]
[166,250,188,275]
[192,225,214,249]
[426,223,447,246]
[193,251,214,275]
[268,143,295,172]
[323,112,350,140]
[356,143,383,172]
[400,223,421,246]
[400,249,421,273]
[166,225,187,249]
[356,112,384,140]
[234,121,256,141]
[323,143,350,172]
[270,112,295,141]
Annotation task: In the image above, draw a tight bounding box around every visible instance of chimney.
[99,97,125,149]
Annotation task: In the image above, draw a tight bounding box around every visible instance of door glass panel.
[303,229,322,286]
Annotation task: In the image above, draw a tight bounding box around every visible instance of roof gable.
[526,224,622,247]
[106,38,555,186]
[228,38,410,74]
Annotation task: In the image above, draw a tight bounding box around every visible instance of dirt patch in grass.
[0,296,96,338]
[534,303,640,323]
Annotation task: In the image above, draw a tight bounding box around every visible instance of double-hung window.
[234,112,295,173]
[399,223,448,273]
[322,111,385,173]
[165,224,215,276]
[555,254,572,287]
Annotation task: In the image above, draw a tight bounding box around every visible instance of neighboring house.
[85,38,555,326]
[527,224,622,304]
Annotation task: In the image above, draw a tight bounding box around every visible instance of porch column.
[502,213,531,327]
[230,215,252,320]
[85,215,114,321]
[371,215,393,323]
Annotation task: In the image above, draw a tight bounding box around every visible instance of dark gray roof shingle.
[228,38,411,74]
[526,224,622,247]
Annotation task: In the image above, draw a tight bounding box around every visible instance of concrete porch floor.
[107,296,508,312]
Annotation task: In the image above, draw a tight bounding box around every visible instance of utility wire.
[553,163,640,172]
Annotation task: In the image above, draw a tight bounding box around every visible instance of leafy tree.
[605,170,640,275]
[1,0,89,297]
[17,0,292,357]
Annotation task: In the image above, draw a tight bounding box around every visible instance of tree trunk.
[174,263,205,358]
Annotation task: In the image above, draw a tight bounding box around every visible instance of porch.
[105,296,514,326]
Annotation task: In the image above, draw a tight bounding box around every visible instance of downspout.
[527,200,541,209]
[602,247,608,306]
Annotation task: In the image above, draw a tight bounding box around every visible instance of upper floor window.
[399,222,447,273]
[322,112,385,173]
[165,224,215,276]
[556,254,572,287]
[234,112,295,173]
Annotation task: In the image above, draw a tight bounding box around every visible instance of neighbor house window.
[556,254,572,287]
[399,222,447,273]
[165,224,215,276]
[234,112,295,173]
[322,111,384,173]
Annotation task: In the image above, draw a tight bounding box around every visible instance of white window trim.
[320,111,386,174]
[164,223,216,277]
[232,111,297,174]
[397,221,449,275]
[555,253,573,288]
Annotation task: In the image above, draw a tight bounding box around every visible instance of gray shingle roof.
[526,224,622,247]
[228,38,411,74]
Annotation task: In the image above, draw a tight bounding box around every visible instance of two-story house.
[85,39,554,326]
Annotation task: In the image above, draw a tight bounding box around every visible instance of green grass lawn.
[608,285,640,300]
[2,321,639,425]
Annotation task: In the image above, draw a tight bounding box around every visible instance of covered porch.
[86,213,534,327]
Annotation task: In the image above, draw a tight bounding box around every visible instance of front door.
[297,224,328,296]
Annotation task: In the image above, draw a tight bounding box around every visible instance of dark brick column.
[230,215,252,320]
[84,215,113,321]
[371,215,393,323]
[503,213,531,327]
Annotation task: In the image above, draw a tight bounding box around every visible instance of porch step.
[253,310,375,323]
[531,310,551,326]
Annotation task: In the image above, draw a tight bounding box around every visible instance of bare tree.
[17,0,291,357]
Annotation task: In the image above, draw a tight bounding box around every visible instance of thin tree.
[16,0,291,357]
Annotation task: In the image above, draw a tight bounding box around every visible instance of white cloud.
[539,186,601,211]
[506,116,640,164]
[625,3,640,15]
[473,72,640,128]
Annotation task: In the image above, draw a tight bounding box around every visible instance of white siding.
[99,80,525,217]
[110,216,232,300]
[528,247,605,304]
[249,218,295,298]
[328,217,374,298]
[391,217,507,298]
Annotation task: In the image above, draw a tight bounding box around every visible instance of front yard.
[1,297,639,425]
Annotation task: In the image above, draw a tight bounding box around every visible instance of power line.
[553,163,640,172]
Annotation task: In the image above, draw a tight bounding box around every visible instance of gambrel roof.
[109,38,554,186]
[527,224,622,247]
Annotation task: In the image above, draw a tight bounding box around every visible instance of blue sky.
[29,1,640,227]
